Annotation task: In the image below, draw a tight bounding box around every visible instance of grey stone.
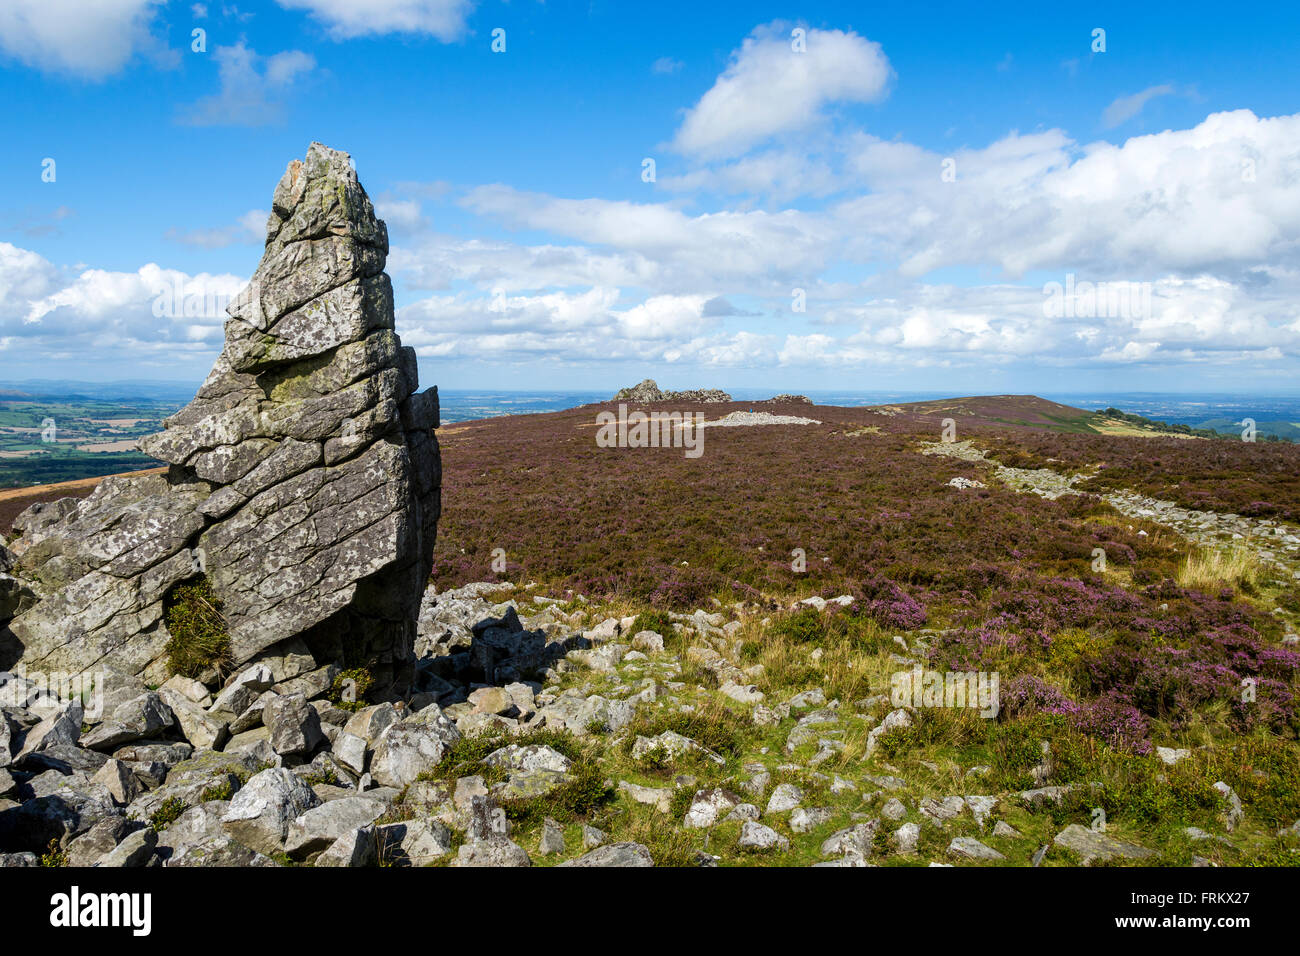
[332,731,368,775]
[618,780,673,813]
[558,842,653,867]
[892,822,921,854]
[684,788,742,828]
[725,803,761,822]
[1156,746,1190,766]
[369,717,462,789]
[95,827,157,867]
[5,143,441,700]
[209,664,275,720]
[66,816,134,867]
[220,767,321,856]
[15,700,82,760]
[154,801,230,854]
[948,836,1005,861]
[821,822,879,858]
[285,795,386,858]
[92,758,143,805]
[1213,781,1243,832]
[482,743,571,774]
[315,824,378,867]
[1052,824,1154,864]
[865,707,910,755]
[264,693,325,756]
[158,688,228,751]
[82,692,174,750]
[881,797,907,820]
[964,795,998,827]
[160,675,213,707]
[166,835,279,867]
[765,783,803,813]
[920,796,965,824]
[738,821,789,852]
[538,818,566,855]
[452,835,531,867]
[790,807,833,833]
[467,794,510,841]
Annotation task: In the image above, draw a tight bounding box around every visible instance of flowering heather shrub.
[1000,675,1077,719]
[1070,692,1153,754]
[430,402,1298,751]
[850,574,927,630]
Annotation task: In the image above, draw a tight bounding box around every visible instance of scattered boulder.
[1052,824,1154,864]
[558,842,654,867]
[452,836,531,867]
[220,767,321,856]
[684,788,742,828]
[315,825,379,867]
[264,693,324,757]
[369,718,462,789]
[738,821,789,852]
[285,795,387,858]
[948,836,1004,861]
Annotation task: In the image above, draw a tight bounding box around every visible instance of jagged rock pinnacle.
[6,143,441,694]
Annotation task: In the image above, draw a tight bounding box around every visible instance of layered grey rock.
[4,143,441,696]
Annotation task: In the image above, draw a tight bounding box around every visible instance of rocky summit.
[612,379,731,404]
[2,143,441,696]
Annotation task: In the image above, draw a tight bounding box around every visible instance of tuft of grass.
[300,765,339,787]
[622,808,703,867]
[163,577,233,680]
[1176,546,1261,594]
[499,761,614,827]
[620,696,751,764]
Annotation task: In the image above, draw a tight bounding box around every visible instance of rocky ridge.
[611,379,731,404]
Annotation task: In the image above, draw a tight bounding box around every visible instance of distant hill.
[1195,417,1300,442]
[868,394,1096,429]
[869,395,1240,439]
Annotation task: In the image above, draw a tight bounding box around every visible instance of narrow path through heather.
[921,439,1300,586]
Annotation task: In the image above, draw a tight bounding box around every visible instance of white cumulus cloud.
[671,22,892,160]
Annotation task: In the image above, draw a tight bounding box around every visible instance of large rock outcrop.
[3,143,440,694]
[611,379,731,403]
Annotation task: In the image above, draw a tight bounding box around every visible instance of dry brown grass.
[1176,545,1262,593]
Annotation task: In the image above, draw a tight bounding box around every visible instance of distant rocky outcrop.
[2,144,441,696]
[611,379,731,403]
[764,394,812,405]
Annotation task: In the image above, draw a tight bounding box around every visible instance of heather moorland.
[416,394,1300,866]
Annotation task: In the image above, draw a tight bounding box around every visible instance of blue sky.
[2,0,1299,395]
